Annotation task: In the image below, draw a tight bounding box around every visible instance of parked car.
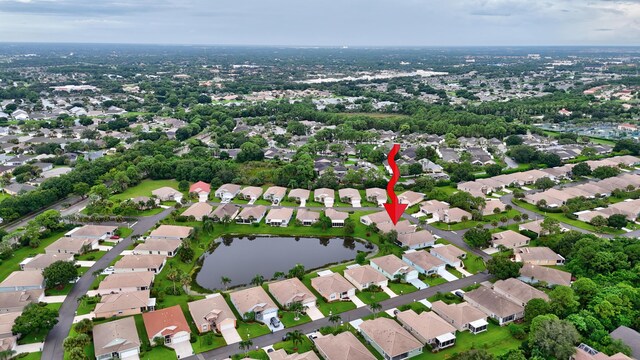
[270,317,281,328]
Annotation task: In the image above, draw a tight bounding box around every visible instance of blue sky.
[0,0,638,46]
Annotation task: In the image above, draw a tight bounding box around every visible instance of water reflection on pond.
[195,235,372,290]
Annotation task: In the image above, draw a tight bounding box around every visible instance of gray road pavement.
[41,207,174,360]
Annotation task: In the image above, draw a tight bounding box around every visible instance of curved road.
[41,207,175,360]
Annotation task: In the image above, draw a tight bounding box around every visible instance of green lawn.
[110,179,181,201]
[463,254,487,274]
[421,275,447,287]
[280,311,312,328]
[231,349,268,360]
[76,296,98,315]
[272,336,314,354]
[237,321,271,340]
[412,323,523,359]
[446,267,464,278]
[117,227,133,238]
[192,333,227,353]
[76,250,107,261]
[356,290,390,305]
[46,283,74,296]
[0,230,66,282]
[17,353,42,360]
[0,192,10,203]
[317,300,357,316]
[387,281,418,295]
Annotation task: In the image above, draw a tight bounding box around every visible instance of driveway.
[409,278,428,290]
[306,306,324,321]
[437,268,459,282]
[76,260,96,267]
[381,285,398,298]
[350,296,366,308]
[221,328,242,345]
[168,340,194,359]
[15,342,43,354]
[42,295,66,303]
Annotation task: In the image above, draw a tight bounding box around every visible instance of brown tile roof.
[181,202,213,219]
[94,290,151,315]
[344,265,386,287]
[359,317,422,357]
[314,332,377,360]
[142,305,191,339]
[493,278,549,305]
[230,286,277,315]
[396,309,456,342]
[519,264,572,286]
[0,271,43,288]
[311,273,354,299]
[268,278,316,306]
[93,317,141,357]
[98,272,155,292]
[370,255,416,276]
[148,225,193,239]
[114,255,166,270]
[187,296,236,329]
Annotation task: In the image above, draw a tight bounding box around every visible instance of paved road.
[1,196,89,232]
[41,207,174,360]
[189,272,491,360]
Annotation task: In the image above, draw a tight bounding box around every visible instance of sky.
[0,0,639,46]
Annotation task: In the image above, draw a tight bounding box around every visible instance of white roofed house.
[431,300,488,334]
[238,186,264,202]
[20,253,74,272]
[263,186,287,205]
[464,286,524,325]
[181,202,213,221]
[370,254,419,282]
[288,189,310,206]
[235,205,267,224]
[93,290,155,318]
[519,264,572,287]
[215,184,241,202]
[133,238,182,257]
[439,208,473,224]
[0,271,44,293]
[396,309,457,350]
[0,290,44,313]
[338,188,362,207]
[188,295,237,333]
[148,225,193,241]
[491,230,530,249]
[93,317,141,360]
[366,188,387,206]
[65,225,117,240]
[397,230,435,250]
[481,199,507,216]
[96,272,155,296]
[492,278,549,306]
[325,209,349,227]
[419,200,450,218]
[402,250,445,275]
[311,273,356,302]
[151,187,183,203]
[45,237,98,255]
[268,277,317,309]
[377,220,415,235]
[295,209,320,226]
[230,286,279,325]
[514,247,565,266]
[314,188,335,207]
[430,245,466,268]
[314,331,377,360]
[344,265,388,291]
[360,211,391,227]
[398,191,424,207]
[265,208,294,227]
[211,204,240,222]
[358,317,423,360]
[114,255,166,274]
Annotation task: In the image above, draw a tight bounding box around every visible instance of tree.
[541,217,561,235]
[369,302,382,317]
[487,254,522,280]
[344,218,355,235]
[453,349,495,360]
[221,276,231,290]
[592,166,620,179]
[534,177,555,190]
[236,142,264,163]
[572,162,592,177]
[73,182,91,199]
[68,347,88,360]
[505,135,523,146]
[328,314,341,330]
[43,260,78,289]
[74,318,93,335]
[13,303,58,335]
[286,330,304,350]
[549,286,580,318]
[590,215,608,230]
[288,301,306,321]
[179,246,195,263]
[607,214,627,229]
[63,333,90,352]
[355,252,367,265]
[167,268,185,294]
[524,298,551,325]
[273,271,286,280]
[239,339,253,356]
[178,180,189,192]
[251,274,265,286]
[529,315,580,360]
[571,278,599,307]
[463,228,492,248]
[288,264,305,279]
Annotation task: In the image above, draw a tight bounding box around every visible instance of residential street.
[40,207,175,360]
[188,272,491,360]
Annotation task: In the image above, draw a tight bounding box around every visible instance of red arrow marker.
[384,143,407,225]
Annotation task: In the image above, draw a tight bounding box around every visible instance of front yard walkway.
[221,328,242,345]
[381,285,398,298]
[349,319,364,331]
[97,245,113,251]
[482,247,500,255]
[350,296,366,308]
[456,266,473,277]
[73,313,95,323]
[419,299,432,308]
[75,260,96,267]
[306,306,325,321]
[409,278,428,290]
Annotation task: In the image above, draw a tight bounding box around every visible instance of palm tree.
[221,276,231,290]
[180,272,191,291]
[251,274,265,286]
[167,268,182,294]
[369,302,382,318]
[286,330,304,351]
[0,349,16,360]
[393,273,406,283]
[328,314,341,330]
[222,214,231,226]
[273,271,286,280]
[288,301,306,321]
[243,311,256,322]
[239,339,253,357]
[202,218,215,233]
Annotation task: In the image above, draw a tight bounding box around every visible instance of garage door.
[220,322,235,331]
[120,348,139,359]
[172,332,190,344]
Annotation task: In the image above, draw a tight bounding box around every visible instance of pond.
[195,235,372,290]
